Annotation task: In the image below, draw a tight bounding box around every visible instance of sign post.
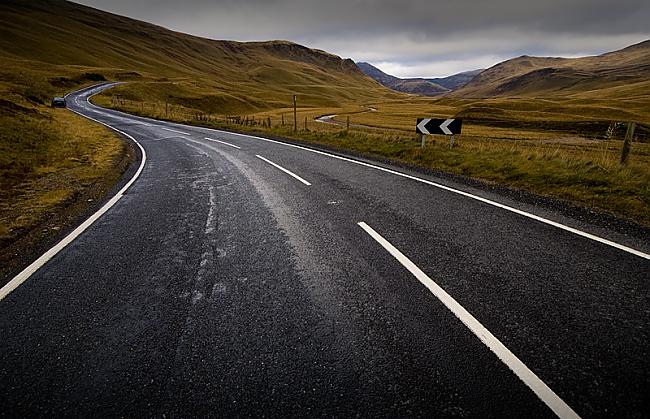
[293,95,297,133]
[416,118,462,148]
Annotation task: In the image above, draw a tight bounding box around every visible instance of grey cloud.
[77,0,650,35]
[74,0,650,77]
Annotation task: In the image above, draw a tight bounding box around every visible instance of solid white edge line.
[255,155,311,186]
[0,93,147,302]
[357,221,581,419]
[204,137,241,149]
[200,129,648,260]
[161,127,190,136]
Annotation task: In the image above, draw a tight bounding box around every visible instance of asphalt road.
[1,84,648,418]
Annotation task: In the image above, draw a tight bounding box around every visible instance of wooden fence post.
[293,95,297,133]
[620,122,635,165]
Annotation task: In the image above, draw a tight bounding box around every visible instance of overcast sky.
[75,0,649,78]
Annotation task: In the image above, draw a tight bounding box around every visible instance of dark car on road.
[51,97,66,108]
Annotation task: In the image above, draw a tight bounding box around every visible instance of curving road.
[1,84,648,417]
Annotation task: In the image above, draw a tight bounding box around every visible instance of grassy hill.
[452,40,650,99]
[0,0,397,114]
[0,0,398,273]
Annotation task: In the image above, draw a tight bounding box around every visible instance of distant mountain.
[390,79,449,96]
[356,62,449,96]
[427,69,484,90]
[451,40,650,98]
[356,62,401,86]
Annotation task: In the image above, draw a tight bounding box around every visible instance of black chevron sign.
[416,118,462,135]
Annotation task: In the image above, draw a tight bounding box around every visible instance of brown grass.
[0,107,125,244]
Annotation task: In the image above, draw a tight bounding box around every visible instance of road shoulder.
[0,110,138,288]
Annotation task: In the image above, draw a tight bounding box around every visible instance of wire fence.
[108,98,649,147]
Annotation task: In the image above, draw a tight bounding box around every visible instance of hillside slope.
[452,40,650,98]
[0,0,397,113]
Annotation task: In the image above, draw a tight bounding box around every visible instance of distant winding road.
[1,84,648,417]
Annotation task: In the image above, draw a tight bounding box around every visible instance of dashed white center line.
[207,129,648,260]
[204,137,241,149]
[255,155,311,186]
[357,221,581,419]
[161,127,190,135]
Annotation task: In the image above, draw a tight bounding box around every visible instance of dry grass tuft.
[0,105,125,249]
